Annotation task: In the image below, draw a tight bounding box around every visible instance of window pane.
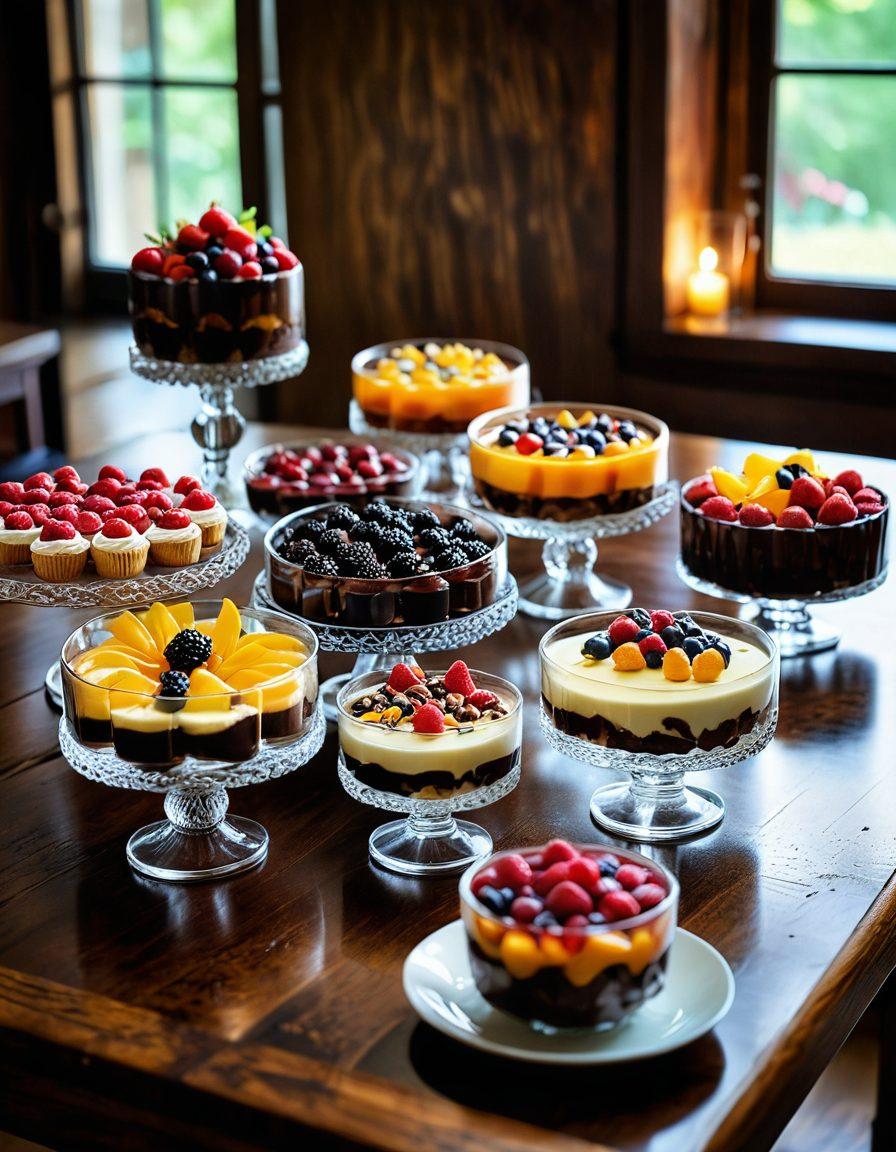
[159,0,237,81]
[769,74,896,285]
[162,87,241,223]
[778,0,896,66]
[86,83,156,265]
[80,0,151,77]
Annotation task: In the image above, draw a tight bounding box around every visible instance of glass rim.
[681,475,889,527]
[467,401,670,454]
[459,843,680,933]
[242,436,421,484]
[128,265,301,285]
[351,337,530,380]
[336,667,523,730]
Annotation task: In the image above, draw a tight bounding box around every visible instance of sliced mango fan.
[708,450,822,517]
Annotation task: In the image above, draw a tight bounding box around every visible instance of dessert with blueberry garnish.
[338,660,522,799]
[265,498,506,626]
[541,609,778,755]
[352,340,529,433]
[680,450,889,598]
[461,840,677,1030]
[244,439,419,516]
[468,403,669,522]
[129,202,304,364]
[62,598,318,767]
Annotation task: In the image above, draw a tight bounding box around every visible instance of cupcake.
[30,520,90,581]
[180,489,227,548]
[90,518,150,579]
[0,510,41,565]
[146,508,202,566]
[172,474,202,504]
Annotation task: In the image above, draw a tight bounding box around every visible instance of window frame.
[748,0,896,320]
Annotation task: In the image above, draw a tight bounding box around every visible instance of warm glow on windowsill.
[686,246,730,316]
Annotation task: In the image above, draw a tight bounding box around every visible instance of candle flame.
[698,246,719,273]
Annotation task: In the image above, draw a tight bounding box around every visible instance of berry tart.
[145,509,202,567]
[90,518,150,579]
[351,339,529,433]
[243,438,419,517]
[264,498,506,627]
[468,403,669,522]
[461,841,678,1030]
[129,203,304,364]
[61,598,318,767]
[338,661,522,799]
[680,450,889,598]
[540,609,778,756]
[30,521,90,581]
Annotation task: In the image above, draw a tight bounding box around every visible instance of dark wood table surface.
[1,424,894,1152]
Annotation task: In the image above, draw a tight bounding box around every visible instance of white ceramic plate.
[403,919,734,1064]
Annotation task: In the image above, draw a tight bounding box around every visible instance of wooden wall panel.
[275,0,618,427]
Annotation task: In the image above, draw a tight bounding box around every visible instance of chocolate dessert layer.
[469,940,669,1030]
[474,479,657,522]
[70,714,113,747]
[111,725,182,766]
[543,694,769,755]
[178,713,260,762]
[246,472,417,517]
[129,268,304,364]
[359,407,474,435]
[342,748,519,797]
[680,492,889,599]
[261,699,311,741]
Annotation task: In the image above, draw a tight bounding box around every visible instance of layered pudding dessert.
[461,841,677,1030]
[265,497,506,627]
[351,339,529,433]
[338,660,522,799]
[468,403,669,522]
[540,608,778,756]
[244,438,419,517]
[61,598,318,767]
[680,450,889,598]
[129,202,304,364]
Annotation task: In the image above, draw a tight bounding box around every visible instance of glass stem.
[407,810,457,838]
[191,383,247,488]
[164,784,229,834]
[542,535,598,585]
[629,766,688,810]
[753,602,813,634]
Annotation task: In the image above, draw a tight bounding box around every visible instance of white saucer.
[403,920,734,1064]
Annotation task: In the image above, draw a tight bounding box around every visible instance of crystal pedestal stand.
[59,705,325,882]
[130,343,310,504]
[349,399,467,497]
[253,572,519,723]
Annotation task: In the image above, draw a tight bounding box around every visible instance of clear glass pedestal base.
[127,808,269,882]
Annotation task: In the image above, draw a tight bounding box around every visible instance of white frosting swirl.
[31,532,90,556]
[91,526,150,553]
[185,501,227,528]
[146,521,201,544]
[0,519,41,545]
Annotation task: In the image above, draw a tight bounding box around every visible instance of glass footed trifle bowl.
[336,664,523,875]
[539,609,780,842]
[460,842,678,1033]
[58,598,323,881]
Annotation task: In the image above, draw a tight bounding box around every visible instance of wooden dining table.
[0,423,894,1152]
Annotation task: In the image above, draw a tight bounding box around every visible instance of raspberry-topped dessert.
[62,598,318,767]
[469,403,669,522]
[680,450,889,598]
[243,439,419,517]
[461,841,678,1030]
[351,339,529,433]
[338,661,522,799]
[265,498,506,626]
[541,609,778,756]
[129,202,304,364]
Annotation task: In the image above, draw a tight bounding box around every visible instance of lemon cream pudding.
[337,661,522,799]
[541,609,777,755]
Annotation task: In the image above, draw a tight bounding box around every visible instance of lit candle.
[686,246,730,317]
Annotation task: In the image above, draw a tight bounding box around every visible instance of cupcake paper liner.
[91,541,150,579]
[149,535,202,567]
[32,550,88,582]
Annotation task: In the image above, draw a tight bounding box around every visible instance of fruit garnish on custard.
[578,610,732,683]
[487,409,653,460]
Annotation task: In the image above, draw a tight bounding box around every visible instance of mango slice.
[184,668,232,711]
[235,632,306,655]
[742,452,783,488]
[752,488,790,517]
[709,467,749,505]
[784,449,815,474]
[142,603,180,654]
[108,610,157,658]
[168,602,195,630]
[210,597,242,661]
[107,668,159,709]
[746,474,778,502]
[217,643,302,681]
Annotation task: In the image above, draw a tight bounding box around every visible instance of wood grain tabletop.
[0,424,893,1152]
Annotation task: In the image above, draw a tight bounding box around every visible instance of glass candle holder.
[686,211,747,318]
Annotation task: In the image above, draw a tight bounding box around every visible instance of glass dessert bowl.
[337,660,522,875]
[461,841,678,1032]
[59,598,322,881]
[539,609,779,841]
[468,403,675,620]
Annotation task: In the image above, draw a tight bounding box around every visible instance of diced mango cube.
[500,930,542,979]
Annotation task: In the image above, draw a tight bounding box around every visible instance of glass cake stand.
[130,343,310,503]
[59,705,325,882]
[675,559,889,658]
[0,517,250,709]
[348,399,468,497]
[252,570,519,723]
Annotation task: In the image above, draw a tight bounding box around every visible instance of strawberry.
[444,659,476,697]
[162,252,186,276]
[273,247,300,271]
[237,261,262,279]
[77,511,103,534]
[817,493,857,526]
[181,489,216,512]
[136,479,164,492]
[853,487,881,505]
[685,474,718,506]
[387,662,424,692]
[608,615,640,646]
[223,225,257,260]
[739,503,774,527]
[100,518,133,539]
[131,247,165,275]
[116,493,144,507]
[638,633,667,657]
[494,853,533,889]
[856,501,885,517]
[615,863,650,890]
[141,492,174,512]
[53,505,80,526]
[542,839,578,865]
[598,889,641,921]
[788,476,826,511]
[411,702,445,734]
[5,511,34,530]
[169,264,193,282]
[700,495,738,522]
[198,205,235,237]
[177,224,210,251]
[24,472,54,491]
[56,479,88,496]
[467,689,499,711]
[81,495,116,514]
[832,469,863,496]
[157,509,192,530]
[173,474,201,496]
[88,478,122,499]
[40,520,76,541]
[650,610,675,632]
[777,506,814,529]
[98,465,127,483]
[140,467,170,486]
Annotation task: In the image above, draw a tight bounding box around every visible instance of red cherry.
[546,880,593,920]
[494,853,533,890]
[100,518,133,539]
[131,246,165,275]
[598,890,641,921]
[237,261,262,279]
[214,250,243,279]
[181,489,217,512]
[177,224,210,251]
[198,205,236,238]
[173,474,201,496]
[632,883,667,910]
[470,865,499,896]
[223,225,257,260]
[615,864,650,891]
[509,896,543,924]
[515,432,543,456]
[98,465,128,483]
[273,247,299,271]
[542,839,578,866]
[40,520,76,541]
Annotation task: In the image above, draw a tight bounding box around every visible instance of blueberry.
[206,244,223,260]
[533,910,559,928]
[661,624,684,649]
[588,912,607,925]
[585,430,607,454]
[775,468,794,490]
[543,443,568,457]
[684,621,704,638]
[506,419,529,434]
[645,649,663,669]
[788,463,810,478]
[500,886,515,904]
[185,251,209,270]
[598,858,618,877]
[710,639,732,667]
[617,420,638,442]
[634,627,652,643]
[582,632,612,661]
[199,268,218,282]
[478,885,508,914]
[596,413,614,434]
[498,428,519,447]
[260,256,280,275]
[257,240,274,259]
[683,636,705,660]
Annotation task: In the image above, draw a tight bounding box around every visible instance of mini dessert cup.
[461,844,678,1033]
[337,669,523,876]
[91,534,150,579]
[147,525,202,567]
[31,539,90,582]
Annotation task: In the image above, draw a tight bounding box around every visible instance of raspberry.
[638,633,667,657]
[40,520,76,541]
[0,501,13,518]
[832,469,863,496]
[546,881,593,920]
[131,246,165,274]
[141,492,174,512]
[177,223,210,251]
[853,487,880,505]
[632,883,667,910]
[533,861,573,896]
[100,518,133,539]
[494,853,533,890]
[739,503,774,527]
[173,474,201,496]
[53,466,80,483]
[700,495,738,522]
[467,689,499,711]
[0,482,23,502]
[598,889,641,922]
[615,863,649,890]
[158,509,192,530]
[116,494,144,507]
[387,662,424,692]
[411,702,445,734]
[26,504,52,525]
[98,465,127,483]
[82,495,116,514]
[567,855,601,889]
[198,205,236,237]
[21,488,51,505]
[542,839,577,866]
[608,615,639,646]
[444,660,476,697]
[685,475,718,506]
[5,511,34,530]
[77,511,102,534]
[181,489,216,512]
[856,501,885,518]
[24,472,54,490]
[136,479,163,491]
[140,467,170,487]
[53,506,80,526]
[777,506,814,529]
[817,493,857,526]
[88,478,122,500]
[650,610,675,632]
[48,492,79,508]
[57,479,88,496]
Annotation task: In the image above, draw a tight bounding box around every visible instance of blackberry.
[418,526,451,552]
[304,551,339,577]
[163,628,212,673]
[390,508,413,533]
[375,525,415,560]
[326,504,359,531]
[158,669,190,697]
[317,528,345,556]
[432,546,468,572]
[353,554,387,580]
[411,508,440,532]
[388,550,421,578]
[338,541,376,576]
[361,501,395,524]
[349,519,378,544]
[299,519,326,544]
[462,538,491,561]
[330,539,354,567]
[282,537,317,565]
[449,518,478,542]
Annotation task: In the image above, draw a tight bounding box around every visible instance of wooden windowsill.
[665,312,896,355]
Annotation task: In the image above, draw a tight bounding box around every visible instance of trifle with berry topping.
[129,202,304,364]
[461,840,677,1030]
